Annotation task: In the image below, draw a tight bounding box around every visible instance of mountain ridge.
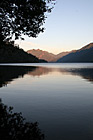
[27,43,93,63]
[27,49,70,62]
[57,43,93,62]
[0,43,47,63]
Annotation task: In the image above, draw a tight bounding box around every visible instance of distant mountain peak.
[27,49,70,62]
[27,49,55,62]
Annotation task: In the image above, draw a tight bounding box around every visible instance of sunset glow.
[15,0,93,54]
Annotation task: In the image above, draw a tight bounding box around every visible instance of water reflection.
[28,67,53,77]
[0,98,44,140]
[66,68,93,82]
[0,64,93,140]
[0,65,93,88]
[0,66,36,87]
[59,68,93,83]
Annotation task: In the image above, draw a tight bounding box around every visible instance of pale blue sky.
[15,0,93,54]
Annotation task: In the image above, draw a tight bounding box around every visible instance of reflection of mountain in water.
[28,67,53,76]
[0,66,93,88]
[28,66,93,83]
[67,68,93,82]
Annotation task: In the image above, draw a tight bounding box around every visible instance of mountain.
[57,43,93,63]
[0,43,47,63]
[56,50,75,59]
[27,49,70,62]
[27,49,55,62]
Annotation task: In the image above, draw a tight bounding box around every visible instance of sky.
[15,0,93,54]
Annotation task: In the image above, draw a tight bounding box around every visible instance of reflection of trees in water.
[0,66,93,88]
[0,99,44,140]
[0,66,36,87]
[0,66,53,87]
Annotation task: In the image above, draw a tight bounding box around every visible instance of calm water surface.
[0,63,93,140]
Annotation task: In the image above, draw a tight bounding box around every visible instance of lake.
[0,63,93,140]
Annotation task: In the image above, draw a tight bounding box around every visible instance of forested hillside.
[0,43,46,63]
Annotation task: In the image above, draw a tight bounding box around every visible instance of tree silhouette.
[0,99,44,140]
[0,0,55,43]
